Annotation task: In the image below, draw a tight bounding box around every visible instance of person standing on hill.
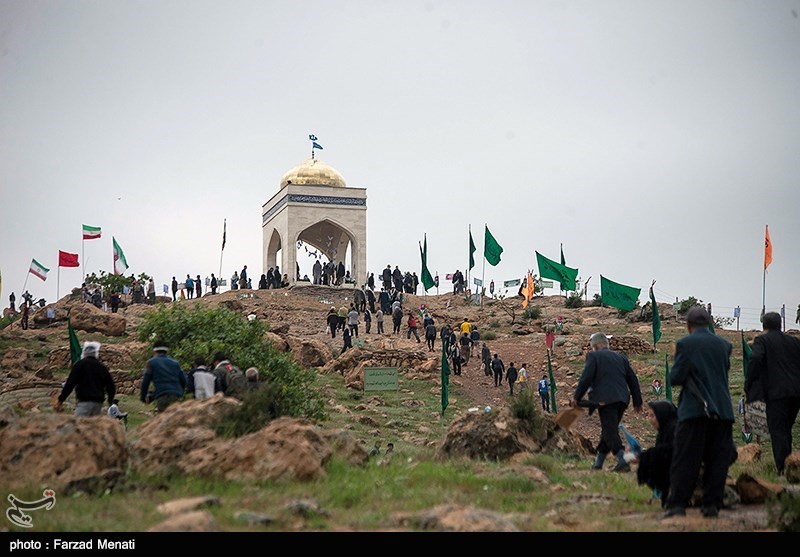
[469,327,480,357]
[185,275,194,299]
[451,342,462,376]
[367,272,375,291]
[313,259,322,285]
[240,265,248,289]
[56,341,115,416]
[336,261,346,286]
[366,288,376,313]
[663,307,734,519]
[570,332,643,473]
[382,265,392,291]
[195,275,202,298]
[392,266,403,292]
[745,311,800,475]
[171,277,178,302]
[210,274,218,295]
[148,278,156,304]
[375,308,385,334]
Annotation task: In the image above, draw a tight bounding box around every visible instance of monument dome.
[279,158,346,189]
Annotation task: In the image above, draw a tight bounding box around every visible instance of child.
[107,398,129,429]
[636,400,678,507]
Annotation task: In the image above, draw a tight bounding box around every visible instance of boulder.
[286,337,333,368]
[41,342,147,375]
[394,504,519,532]
[0,413,128,490]
[157,496,220,515]
[319,428,369,466]
[32,304,69,326]
[735,473,784,504]
[785,452,800,484]
[271,323,290,335]
[178,418,332,482]
[344,360,376,390]
[737,443,762,465]
[69,303,127,336]
[265,332,289,352]
[130,396,241,472]
[148,510,217,532]
[436,408,540,461]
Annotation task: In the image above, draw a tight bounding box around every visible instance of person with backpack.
[211,352,246,400]
[491,354,505,388]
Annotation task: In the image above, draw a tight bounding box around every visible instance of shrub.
[509,389,547,440]
[214,383,281,438]
[523,306,542,320]
[482,331,497,341]
[489,319,501,329]
[768,490,800,532]
[138,305,325,425]
[592,293,602,306]
[564,294,583,308]
[678,296,701,315]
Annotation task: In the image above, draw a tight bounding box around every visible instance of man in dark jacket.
[392,266,403,292]
[140,341,187,413]
[571,332,643,473]
[382,265,392,291]
[57,341,115,416]
[663,307,735,519]
[745,311,800,475]
[491,354,505,387]
[506,362,519,396]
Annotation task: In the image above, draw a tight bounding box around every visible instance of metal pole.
[782,304,786,331]
[81,238,85,282]
[761,267,766,322]
[57,265,60,303]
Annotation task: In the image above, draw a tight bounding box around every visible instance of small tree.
[493,291,518,324]
[678,296,701,315]
[564,293,583,308]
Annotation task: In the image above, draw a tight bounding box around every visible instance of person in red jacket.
[406,311,420,342]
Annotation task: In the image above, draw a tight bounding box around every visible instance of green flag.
[535,251,578,291]
[469,227,476,271]
[650,285,661,347]
[709,314,716,335]
[665,353,672,403]
[441,338,450,416]
[741,332,751,381]
[560,243,565,265]
[68,319,81,366]
[600,275,641,312]
[547,351,557,413]
[484,226,503,266]
[420,235,435,291]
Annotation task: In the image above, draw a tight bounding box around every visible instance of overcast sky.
[1,1,798,331]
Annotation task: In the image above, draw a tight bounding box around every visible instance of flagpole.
[466,225,470,294]
[761,266,766,321]
[219,219,225,292]
[480,224,486,308]
[81,237,85,282]
[57,265,60,302]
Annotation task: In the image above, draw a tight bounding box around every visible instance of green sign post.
[364,367,399,391]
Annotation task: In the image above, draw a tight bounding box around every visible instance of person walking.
[171,277,178,301]
[425,319,437,351]
[211,352,247,399]
[363,307,372,334]
[56,341,115,416]
[538,374,551,412]
[507,362,519,396]
[140,341,187,413]
[469,327,480,357]
[337,305,348,333]
[661,307,735,519]
[375,308,385,335]
[326,306,339,338]
[459,332,472,365]
[406,311,420,342]
[186,357,216,400]
[341,327,352,354]
[481,342,492,377]
[348,305,360,338]
[570,332,643,473]
[518,363,528,391]
[451,342,462,376]
[491,354,505,387]
[745,311,800,475]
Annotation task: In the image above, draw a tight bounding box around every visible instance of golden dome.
[279,158,346,189]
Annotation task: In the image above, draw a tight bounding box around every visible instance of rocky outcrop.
[69,303,127,336]
[264,332,289,352]
[41,342,147,375]
[1,348,36,373]
[0,413,128,490]
[437,408,541,461]
[286,337,333,368]
[131,397,341,482]
[737,443,762,465]
[148,510,218,532]
[581,335,653,355]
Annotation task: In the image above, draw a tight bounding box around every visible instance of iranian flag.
[29,259,49,281]
[113,237,129,275]
[82,225,102,240]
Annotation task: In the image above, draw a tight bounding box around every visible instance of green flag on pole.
[665,353,672,403]
[484,226,503,266]
[469,227,476,271]
[650,284,661,347]
[419,235,435,291]
[68,319,81,366]
[600,275,641,312]
[535,251,578,291]
[441,338,450,416]
[547,351,557,413]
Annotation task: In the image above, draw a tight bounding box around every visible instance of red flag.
[546,331,555,350]
[58,250,79,268]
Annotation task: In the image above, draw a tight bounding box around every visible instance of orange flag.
[522,271,535,308]
[764,225,772,270]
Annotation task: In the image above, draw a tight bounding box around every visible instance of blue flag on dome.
[312,142,323,150]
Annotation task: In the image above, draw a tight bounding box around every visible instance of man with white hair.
[571,332,643,472]
[56,341,116,416]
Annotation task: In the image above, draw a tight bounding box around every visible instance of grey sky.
[1,1,798,331]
